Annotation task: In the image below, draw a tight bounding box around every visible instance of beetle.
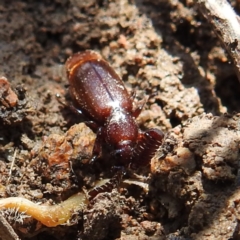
[65,50,163,167]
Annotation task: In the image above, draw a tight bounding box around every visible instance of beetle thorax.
[104,108,138,148]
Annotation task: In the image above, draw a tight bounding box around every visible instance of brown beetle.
[65,50,163,167]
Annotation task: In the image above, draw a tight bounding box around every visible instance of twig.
[0,214,20,240]
[196,0,240,81]
[7,149,17,184]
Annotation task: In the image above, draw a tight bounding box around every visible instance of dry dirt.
[0,0,240,239]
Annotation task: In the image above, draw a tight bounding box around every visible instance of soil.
[0,0,240,239]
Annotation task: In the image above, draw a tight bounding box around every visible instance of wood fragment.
[197,0,240,81]
[0,214,20,240]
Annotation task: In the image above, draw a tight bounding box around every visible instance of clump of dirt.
[0,0,240,239]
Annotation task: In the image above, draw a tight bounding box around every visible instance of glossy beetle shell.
[66,51,132,124]
[65,50,164,167]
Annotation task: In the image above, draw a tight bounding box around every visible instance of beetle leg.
[132,98,146,118]
[131,128,164,167]
[129,90,136,101]
[132,92,157,119]
[85,121,99,132]
[89,127,103,164]
[88,168,125,200]
[57,93,89,119]
[111,165,126,176]
[69,103,85,116]
[56,93,67,105]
